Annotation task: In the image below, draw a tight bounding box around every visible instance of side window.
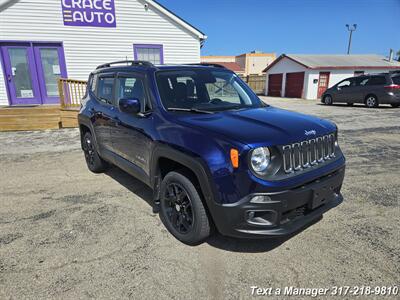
[366,76,387,86]
[337,79,352,89]
[116,75,150,111]
[96,76,114,104]
[358,77,370,86]
[205,76,241,104]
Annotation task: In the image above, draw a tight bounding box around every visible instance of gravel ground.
[0,97,399,299]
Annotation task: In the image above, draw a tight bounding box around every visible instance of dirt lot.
[0,98,399,299]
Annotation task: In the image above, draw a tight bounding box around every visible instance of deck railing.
[58,78,88,109]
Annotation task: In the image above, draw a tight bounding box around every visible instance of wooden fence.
[58,78,87,109]
[239,74,266,95]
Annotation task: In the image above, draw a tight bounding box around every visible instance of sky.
[157,0,400,58]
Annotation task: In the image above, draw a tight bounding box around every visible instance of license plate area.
[309,185,334,210]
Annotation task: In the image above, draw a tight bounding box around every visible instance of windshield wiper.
[167,107,214,114]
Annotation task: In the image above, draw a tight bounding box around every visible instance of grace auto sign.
[61,0,116,27]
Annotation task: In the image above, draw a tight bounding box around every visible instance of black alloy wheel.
[82,131,108,173]
[163,182,194,234]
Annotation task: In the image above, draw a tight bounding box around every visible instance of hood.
[175,106,336,146]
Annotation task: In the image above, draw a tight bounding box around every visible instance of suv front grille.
[282,133,336,173]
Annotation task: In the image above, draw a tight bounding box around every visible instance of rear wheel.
[160,171,211,245]
[82,131,108,173]
[365,95,379,108]
[391,103,400,108]
[323,95,333,105]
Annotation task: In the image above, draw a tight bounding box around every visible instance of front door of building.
[1,44,41,105]
[317,72,330,98]
[1,42,67,105]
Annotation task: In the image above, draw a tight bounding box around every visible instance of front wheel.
[323,95,333,105]
[160,171,211,245]
[391,103,400,108]
[365,95,379,108]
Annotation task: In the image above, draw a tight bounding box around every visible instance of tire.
[160,171,211,245]
[365,95,379,108]
[391,103,400,108]
[82,131,108,173]
[323,95,333,105]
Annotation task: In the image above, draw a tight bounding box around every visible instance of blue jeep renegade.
[78,61,346,245]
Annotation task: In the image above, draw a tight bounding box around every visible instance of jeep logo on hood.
[304,129,317,136]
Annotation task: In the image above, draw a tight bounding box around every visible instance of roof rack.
[96,60,154,70]
[187,63,227,69]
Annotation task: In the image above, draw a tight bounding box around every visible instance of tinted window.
[337,79,353,88]
[356,77,369,86]
[116,76,150,111]
[366,76,387,86]
[392,76,400,85]
[96,77,114,104]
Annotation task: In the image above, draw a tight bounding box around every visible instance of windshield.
[156,69,264,112]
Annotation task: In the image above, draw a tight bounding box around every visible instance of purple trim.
[0,41,68,105]
[133,44,164,64]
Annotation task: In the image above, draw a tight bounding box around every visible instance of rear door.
[91,73,118,152]
[362,75,388,100]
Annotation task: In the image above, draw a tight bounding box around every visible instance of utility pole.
[346,24,357,54]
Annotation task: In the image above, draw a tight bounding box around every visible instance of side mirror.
[119,98,140,114]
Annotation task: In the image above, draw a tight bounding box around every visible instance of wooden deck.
[0,105,79,132]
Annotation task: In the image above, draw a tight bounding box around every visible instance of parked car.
[322,72,400,108]
[78,61,346,245]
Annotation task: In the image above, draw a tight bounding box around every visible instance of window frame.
[133,44,164,65]
[115,72,153,113]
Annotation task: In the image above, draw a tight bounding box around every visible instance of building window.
[133,44,163,64]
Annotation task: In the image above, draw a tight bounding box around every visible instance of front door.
[1,45,41,105]
[33,45,67,104]
[1,42,67,105]
[112,73,153,175]
[317,72,330,98]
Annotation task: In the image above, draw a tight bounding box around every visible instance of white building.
[264,54,400,99]
[0,0,206,106]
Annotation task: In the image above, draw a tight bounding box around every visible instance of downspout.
[0,0,19,12]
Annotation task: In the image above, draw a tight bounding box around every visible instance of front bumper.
[212,166,345,238]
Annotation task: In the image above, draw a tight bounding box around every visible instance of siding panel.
[0,0,201,105]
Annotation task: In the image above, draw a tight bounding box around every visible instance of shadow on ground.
[105,167,321,253]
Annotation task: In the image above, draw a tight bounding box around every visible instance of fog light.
[246,210,277,226]
[250,195,272,203]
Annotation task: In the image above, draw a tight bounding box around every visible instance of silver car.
[322,72,400,108]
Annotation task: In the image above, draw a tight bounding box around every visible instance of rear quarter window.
[366,76,387,86]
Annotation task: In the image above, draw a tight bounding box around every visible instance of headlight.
[250,147,271,174]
